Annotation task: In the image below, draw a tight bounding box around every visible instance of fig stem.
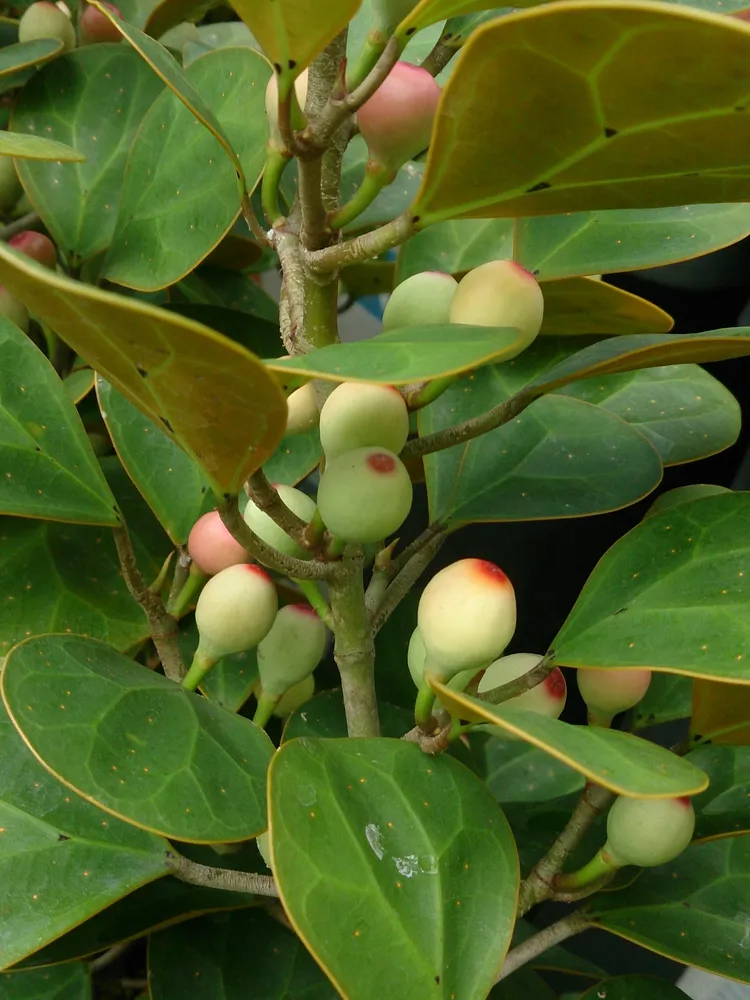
[553,848,619,894]
[294,578,333,628]
[182,648,215,692]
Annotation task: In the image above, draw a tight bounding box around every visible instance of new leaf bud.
[195,563,277,662]
[285,383,319,436]
[317,447,413,544]
[604,796,695,868]
[319,382,409,460]
[478,653,566,719]
[382,271,458,331]
[357,62,441,170]
[19,2,76,51]
[188,510,248,576]
[450,260,544,358]
[257,604,327,698]
[577,667,651,727]
[243,484,317,559]
[418,559,516,679]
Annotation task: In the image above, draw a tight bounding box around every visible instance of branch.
[275,229,307,351]
[517,782,614,916]
[112,524,185,682]
[370,530,446,635]
[495,911,590,982]
[388,522,446,580]
[218,497,329,581]
[305,210,415,273]
[477,652,555,706]
[420,39,458,77]
[0,211,41,241]
[401,387,538,460]
[246,470,311,546]
[167,852,279,897]
[298,156,330,250]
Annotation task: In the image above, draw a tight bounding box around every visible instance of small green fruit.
[19,2,76,51]
[0,286,29,333]
[418,559,516,679]
[0,155,22,212]
[478,653,566,719]
[319,381,408,459]
[257,603,327,698]
[604,796,695,868]
[188,510,248,576]
[243,483,317,559]
[450,260,544,358]
[382,271,458,331]
[358,62,441,169]
[577,667,651,727]
[285,383,319,436]
[272,673,315,718]
[195,563,277,661]
[317,447,413,544]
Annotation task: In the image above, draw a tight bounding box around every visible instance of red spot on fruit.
[545,668,567,700]
[468,559,510,586]
[367,452,397,474]
[245,564,271,581]
[676,797,693,808]
[510,261,536,281]
[291,604,318,618]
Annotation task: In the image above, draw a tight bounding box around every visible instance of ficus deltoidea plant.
[1,0,750,997]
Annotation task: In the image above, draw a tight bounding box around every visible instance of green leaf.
[264,428,322,488]
[0,40,62,79]
[280,689,413,741]
[0,456,169,655]
[269,325,540,385]
[64,369,94,405]
[691,676,750,744]
[12,47,163,267]
[431,680,708,797]
[421,390,662,525]
[0,705,169,970]
[512,919,606,980]
[579,978,689,1000]
[2,635,275,843]
[634,673,693,731]
[269,737,519,1000]
[149,910,337,1000]
[97,378,213,545]
[591,836,750,984]
[0,131,83,163]
[396,219,515,283]
[341,260,395,300]
[104,47,270,291]
[516,204,750,281]
[560,365,741,466]
[179,619,259,715]
[553,492,750,683]
[182,266,279,324]
[164,302,281,360]
[540,278,673,337]
[0,963,91,999]
[0,245,287,496]
[411,3,750,225]
[0,316,120,526]
[688,745,750,842]
[482,737,586,804]
[490,969,558,1000]
[143,0,222,39]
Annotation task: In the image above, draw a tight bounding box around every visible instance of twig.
[167,547,190,609]
[240,192,273,248]
[420,39,457,77]
[517,783,614,916]
[89,941,131,973]
[112,524,185,682]
[275,229,307,350]
[370,530,446,635]
[401,387,538,460]
[219,497,329,580]
[305,210,415,273]
[495,911,590,982]
[247,470,311,546]
[388,523,446,580]
[0,210,40,241]
[167,852,279,897]
[477,653,555,706]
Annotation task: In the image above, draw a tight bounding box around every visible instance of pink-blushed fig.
[272,673,315,718]
[265,69,309,141]
[285,383,319,436]
[0,155,22,211]
[9,231,57,269]
[188,510,248,576]
[382,271,458,331]
[194,563,277,662]
[19,2,76,51]
[317,447,413,544]
[0,286,29,333]
[604,796,695,868]
[319,381,409,460]
[577,667,651,727]
[418,558,516,679]
[79,1,122,44]
[243,483,317,559]
[257,604,327,698]
[450,260,544,358]
[478,653,567,720]
[357,62,441,170]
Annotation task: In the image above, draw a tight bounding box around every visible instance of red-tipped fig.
[357,62,441,170]
[450,260,544,358]
[319,382,409,460]
[382,271,458,331]
[317,446,413,544]
[478,653,566,719]
[9,231,57,269]
[604,796,695,868]
[188,510,248,576]
[19,2,76,51]
[79,2,122,44]
[418,559,516,679]
[257,604,327,698]
[194,563,277,662]
[577,667,651,727]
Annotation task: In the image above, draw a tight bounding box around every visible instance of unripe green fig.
[257,603,327,698]
[319,382,408,459]
[188,510,248,576]
[478,653,567,719]
[285,383,319,436]
[194,563,277,662]
[0,286,29,333]
[19,2,76,51]
[273,673,315,718]
[243,483,317,559]
[0,156,22,212]
[317,447,413,544]
[357,62,441,169]
[450,260,544,358]
[9,231,57,269]
[265,69,308,141]
[604,796,695,868]
[382,271,458,331]
[577,667,651,727]
[418,559,516,679]
[407,626,476,694]
[79,1,122,44]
